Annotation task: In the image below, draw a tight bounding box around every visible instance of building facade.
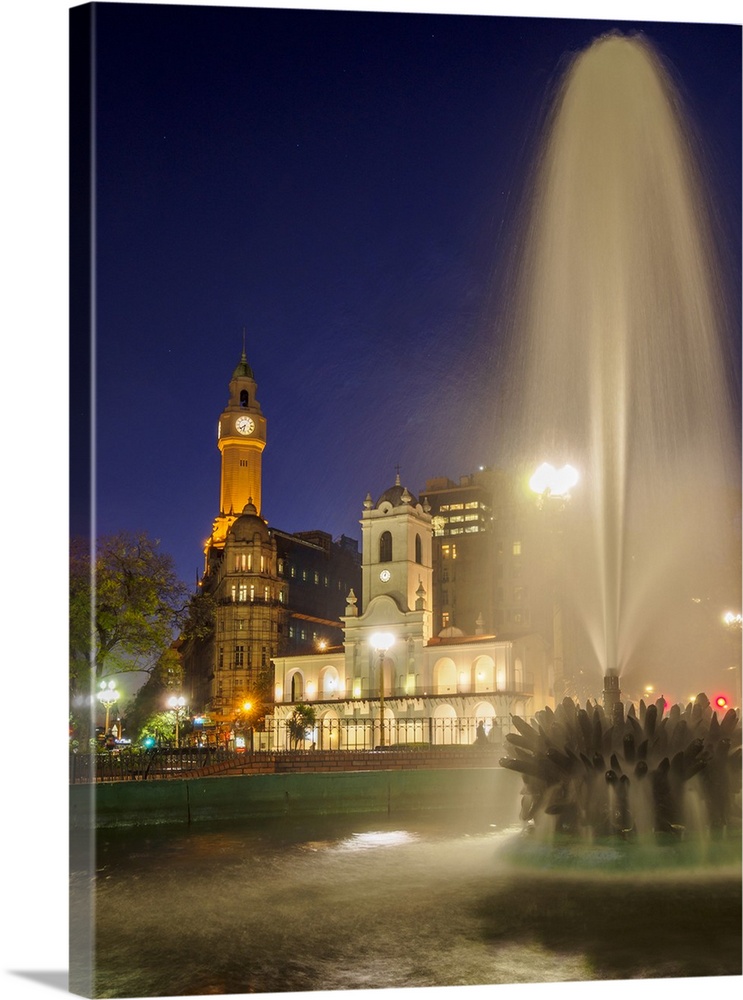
[181,350,361,738]
[268,475,552,749]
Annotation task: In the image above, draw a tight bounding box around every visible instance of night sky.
[76,2,742,590]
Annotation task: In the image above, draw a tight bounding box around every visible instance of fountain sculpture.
[500,693,742,841]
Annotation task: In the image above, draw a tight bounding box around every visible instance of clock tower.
[209,347,267,553]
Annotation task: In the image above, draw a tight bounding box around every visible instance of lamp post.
[722,611,742,708]
[97,680,119,736]
[167,694,187,748]
[237,699,254,752]
[529,462,579,700]
[370,632,394,748]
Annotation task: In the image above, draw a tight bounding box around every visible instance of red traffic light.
[713,694,729,710]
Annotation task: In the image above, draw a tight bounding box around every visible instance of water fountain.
[498,32,740,702]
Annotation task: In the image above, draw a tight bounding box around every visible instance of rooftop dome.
[228,500,269,540]
[375,473,417,508]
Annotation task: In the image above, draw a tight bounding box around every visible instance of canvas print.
[69,2,742,998]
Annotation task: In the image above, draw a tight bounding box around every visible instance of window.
[238,583,248,602]
[441,612,450,629]
[379,531,392,562]
[218,646,224,669]
[314,571,320,585]
[249,584,255,602]
[513,541,522,555]
[240,390,249,407]
[235,645,244,666]
[264,585,269,602]
[279,589,285,604]
[237,619,244,630]
[260,555,265,573]
[415,533,422,564]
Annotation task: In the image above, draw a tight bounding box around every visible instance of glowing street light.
[370,632,394,749]
[167,694,187,748]
[529,462,579,504]
[97,680,119,735]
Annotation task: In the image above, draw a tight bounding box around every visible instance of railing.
[263,714,513,750]
[71,715,516,782]
[70,743,504,783]
[69,747,236,784]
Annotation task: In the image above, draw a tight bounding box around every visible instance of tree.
[70,532,189,737]
[287,703,316,749]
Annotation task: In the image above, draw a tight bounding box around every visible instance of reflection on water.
[70,811,741,998]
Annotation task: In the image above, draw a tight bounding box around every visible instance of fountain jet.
[499,33,740,694]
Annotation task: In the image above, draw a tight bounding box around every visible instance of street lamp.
[370,632,394,748]
[167,694,187,748]
[529,462,579,508]
[97,680,119,735]
[237,699,254,752]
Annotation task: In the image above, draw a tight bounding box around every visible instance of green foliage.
[70,532,188,739]
[126,646,184,740]
[180,590,216,643]
[70,532,188,680]
[287,703,316,748]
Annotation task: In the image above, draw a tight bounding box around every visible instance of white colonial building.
[265,475,553,749]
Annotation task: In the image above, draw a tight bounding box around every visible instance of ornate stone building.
[181,349,360,739]
[268,475,552,749]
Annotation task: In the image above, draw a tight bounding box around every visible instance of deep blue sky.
[78,2,741,588]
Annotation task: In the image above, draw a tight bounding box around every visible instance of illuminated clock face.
[379,569,391,583]
[235,416,255,435]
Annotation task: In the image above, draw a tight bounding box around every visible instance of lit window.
[249,584,255,602]
[264,586,269,602]
[238,583,248,602]
[513,541,521,555]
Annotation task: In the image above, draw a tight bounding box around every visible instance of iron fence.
[264,713,513,750]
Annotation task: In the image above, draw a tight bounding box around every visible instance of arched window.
[415,533,422,564]
[379,531,392,563]
[240,389,249,407]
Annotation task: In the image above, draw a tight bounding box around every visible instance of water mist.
[499,33,740,697]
